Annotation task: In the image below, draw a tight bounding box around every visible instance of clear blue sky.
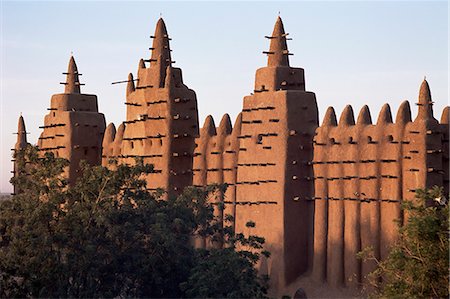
[1,1,448,192]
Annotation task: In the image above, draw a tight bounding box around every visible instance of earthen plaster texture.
[13,16,449,298]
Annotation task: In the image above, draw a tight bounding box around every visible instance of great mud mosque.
[13,17,449,297]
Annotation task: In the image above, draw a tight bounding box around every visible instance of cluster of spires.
[12,16,448,185]
[321,79,447,127]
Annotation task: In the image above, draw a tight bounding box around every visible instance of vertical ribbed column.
[223,113,241,228]
[192,116,216,248]
[341,106,359,288]
[312,107,336,282]
[376,104,399,262]
[358,106,379,281]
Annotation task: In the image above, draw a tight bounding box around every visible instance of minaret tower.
[234,17,319,290]
[38,56,106,185]
[120,18,199,196]
[402,79,443,202]
[12,115,29,195]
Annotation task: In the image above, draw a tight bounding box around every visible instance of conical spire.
[103,123,117,146]
[164,65,175,88]
[395,101,412,124]
[15,115,28,150]
[417,79,434,119]
[377,104,393,124]
[339,105,355,126]
[113,123,125,156]
[441,106,449,124]
[357,105,372,125]
[218,114,232,135]
[150,18,172,69]
[139,58,146,69]
[322,107,338,126]
[232,113,243,137]
[267,16,290,67]
[64,56,81,94]
[126,73,135,96]
[202,115,217,137]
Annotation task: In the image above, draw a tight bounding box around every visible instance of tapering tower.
[234,17,319,290]
[12,115,29,195]
[119,18,199,196]
[403,79,443,203]
[38,56,106,184]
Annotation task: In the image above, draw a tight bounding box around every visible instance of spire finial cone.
[417,78,434,119]
[377,104,393,124]
[127,73,135,96]
[65,56,81,94]
[357,105,372,125]
[322,107,337,126]
[267,16,289,67]
[395,101,412,124]
[202,115,217,137]
[339,105,355,126]
[16,115,28,150]
[150,18,172,69]
[218,114,232,135]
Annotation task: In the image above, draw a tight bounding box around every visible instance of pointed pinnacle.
[322,107,337,126]
[267,16,290,67]
[377,104,393,124]
[417,79,434,119]
[357,105,372,125]
[127,73,135,96]
[218,114,232,135]
[395,101,412,124]
[232,113,243,137]
[150,18,172,69]
[16,115,28,150]
[65,56,81,94]
[164,65,175,89]
[139,59,146,69]
[339,105,355,126]
[202,115,217,137]
[103,123,117,146]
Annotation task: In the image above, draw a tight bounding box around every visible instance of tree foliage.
[1,146,269,298]
[360,186,449,298]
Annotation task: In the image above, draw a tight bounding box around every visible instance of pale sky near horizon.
[0,1,448,193]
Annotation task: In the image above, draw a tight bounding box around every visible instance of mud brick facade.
[13,17,448,297]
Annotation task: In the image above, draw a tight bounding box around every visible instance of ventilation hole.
[256,134,263,144]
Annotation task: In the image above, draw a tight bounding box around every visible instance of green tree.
[1,145,269,298]
[360,186,449,298]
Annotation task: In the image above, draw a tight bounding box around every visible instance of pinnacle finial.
[218,114,232,135]
[64,56,81,94]
[267,16,290,67]
[150,18,172,69]
[322,107,337,126]
[127,73,135,96]
[357,105,372,125]
[377,104,393,124]
[417,78,434,119]
[15,115,28,150]
[339,105,355,126]
[202,115,217,137]
[395,101,412,124]
[103,123,117,145]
